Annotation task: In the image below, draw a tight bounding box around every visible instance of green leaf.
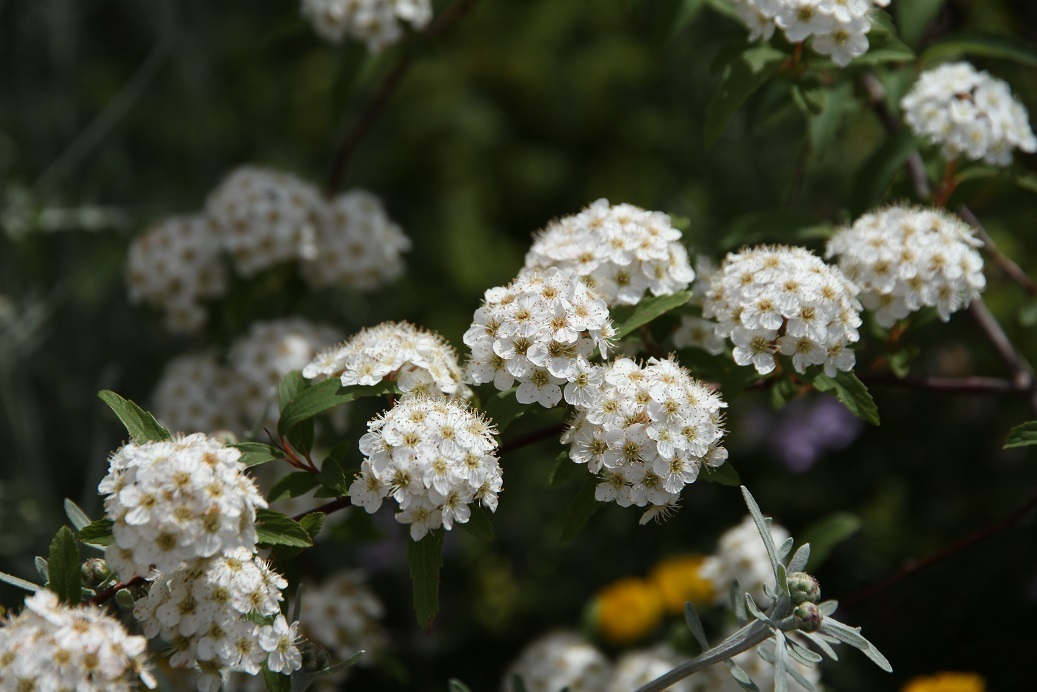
[271,513,326,563]
[701,462,740,486]
[63,499,92,531]
[255,509,314,548]
[318,457,350,496]
[261,667,291,692]
[770,377,799,410]
[483,388,529,433]
[548,450,578,487]
[268,472,321,502]
[851,31,915,66]
[612,291,693,339]
[279,378,398,436]
[705,45,786,146]
[560,475,601,543]
[896,0,946,48]
[230,441,285,468]
[719,210,832,251]
[97,390,171,444]
[799,512,862,571]
[850,129,918,215]
[47,527,81,605]
[279,371,315,456]
[810,371,880,425]
[0,570,41,592]
[1004,421,1037,449]
[922,31,1037,69]
[407,530,445,630]
[77,518,114,547]
[458,505,495,542]
[449,679,475,692]
[805,83,857,159]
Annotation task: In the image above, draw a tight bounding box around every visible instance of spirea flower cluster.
[0,590,155,691]
[608,645,695,692]
[702,245,862,376]
[464,267,615,408]
[561,357,728,523]
[300,571,386,670]
[132,549,300,690]
[901,61,1037,166]
[523,198,695,306]
[99,433,267,578]
[731,0,891,67]
[502,631,612,692]
[152,352,239,435]
[300,0,433,52]
[699,515,791,608]
[125,214,228,333]
[304,321,470,400]
[349,395,502,541]
[826,205,986,327]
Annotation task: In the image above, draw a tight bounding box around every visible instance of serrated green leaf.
[0,570,41,592]
[1004,421,1037,449]
[278,379,398,436]
[63,499,92,531]
[77,518,114,546]
[318,457,350,496]
[810,371,880,425]
[458,504,495,542]
[407,530,444,630]
[560,475,601,543]
[896,0,946,48]
[922,31,1037,69]
[612,291,693,339]
[48,526,81,605]
[268,472,321,502]
[702,461,740,486]
[271,513,326,564]
[97,390,171,444]
[548,451,578,487]
[705,44,786,146]
[799,512,862,571]
[231,441,285,468]
[256,509,314,548]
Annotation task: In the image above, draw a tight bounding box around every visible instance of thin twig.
[88,575,147,606]
[498,421,567,456]
[292,496,351,521]
[859,72,931,200]
[857,373,1028,394]
[957,205,1037,296]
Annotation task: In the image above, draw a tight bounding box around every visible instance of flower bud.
[300,641,334,674]
[81,558,113,589]
[793,602,824,633]
[786,572,821,604]
[114,588,137,610]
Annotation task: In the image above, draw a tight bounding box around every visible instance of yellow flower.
[649,554,716,614]
[594,577,664,644]
[901,672,986,692]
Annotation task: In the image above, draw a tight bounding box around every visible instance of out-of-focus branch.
[292,496,351,521]
[857,373,1028,394]
[957,205,1037,296]
[498,421,567,456]
[859,72,931,201]
[88,575,147,607]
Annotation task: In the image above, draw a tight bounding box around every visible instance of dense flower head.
[524,198,695,306]
[702,245,862,376]
[902,61,1037,166]
[607,645,695,692]
[730,0,891,67]
[152,351,239,435]
[206,165,324,276]
[125,214,228,333]
[132,548,300,689]
[349,395,501,541]
[0,590,155,691]
[699,515,791,608]
[303,189,411,291]
[502,631,612,692]
[301,0,433,51]
[561,357,728,523]
[826,205,985,327]
[464,267,615,408]
[99,433,267,577]
[304,321,470,400]
[300,571,386,668]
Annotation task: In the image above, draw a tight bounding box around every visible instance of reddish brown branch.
[292,496,351,521]
[957,205,1037,297]
[857,373,1027,394]
[88,575,146,606]
[498,421,567,456]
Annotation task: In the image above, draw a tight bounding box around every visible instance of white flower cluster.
[523,198,695,306]
[304,321,470,400]
[0,590,155,691]
[300,0,433,51]
[133,549,301,690]
[699,515,791,608]
[672,315,726,355]
[304,190,412,291]
[502,631,612,692]
[561,357,728,523]
[731,0,890,67]
[125,214,228,333]
[152,352,239,435]
[902,61,1037,166]
[702,245,862,376]
[300,571,386,671]
[349,395,502,541]
[607,645,695,692]
[100,433,267,578]
[826,205,986,327]
[464,267,615,408]
[695,635,820,691]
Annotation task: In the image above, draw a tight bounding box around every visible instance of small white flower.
[259,615,303,674]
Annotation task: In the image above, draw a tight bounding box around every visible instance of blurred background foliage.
[3,0,1037,689]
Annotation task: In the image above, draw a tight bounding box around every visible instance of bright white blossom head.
[700,515,791,608]
[730,0,891,66]
[300,571,386,669]
[902,61,1037,166]
[502,631,612,692]
[303,189,411,291]
[0,590,155,691]
[524,199,695,306]
[99,433,267,577]
[206,166,323,277]
[826,205,985,327]
[606,645,695,692]
[304,321,470,400]
[350,395,502,541]
[561,356,728,524]
[126,214,228,333]
[152,351,239,435]
[464,267,615,408]
[300,0,433,52]
[702,245,862,376]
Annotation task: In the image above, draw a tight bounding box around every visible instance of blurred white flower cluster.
[561,357,727,523]
[702,245,862,376]
[524,198,695,306]
[0,590,155,691]
[695,633,820,691]
[826,205,986,327]
[300,571,386,684]
[350,395,502,540]
[501,631,612,692]
[902,61,1037,166]
[730,0,891,66]
[300,0,433,51]
[699,515,791,609]
[464,267,615,408]
[608,645,696,692]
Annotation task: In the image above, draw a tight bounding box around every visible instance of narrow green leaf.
[407,530,444,630]
[1004,421,1037,449]
[810,371,880,425]
[922,31,1037,69]
[705,45,786,146]
[268,472,321,502]
[47,527,81,605]
[560,475,601,543]
[311,649,365,678]
[548,451,578,487]
[278,379,398,436]
[279,371,315,455]
[612,291,693,339]
[458,505,495,542]
[799,512,862,571]
[684,602,710,649]
[255,509,314,548]
[63,499,92,531]
[896,0,946,48]
[97,390,171,444]
[741,486,781,578]
[230,441,285,468]
[701,461,740,486]
[850,129,918,215]
[0,570,41,592]
[77,518,114,547]
[449,679,474,692]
